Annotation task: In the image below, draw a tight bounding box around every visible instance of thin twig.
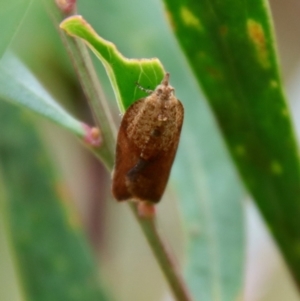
[45,0,116,170]
[130,203,193,301]
[45,2,192,300]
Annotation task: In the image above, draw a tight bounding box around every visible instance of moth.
[112,73,184,203]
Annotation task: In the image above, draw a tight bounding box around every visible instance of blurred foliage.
[0,0,33,58]
[0,53,85,137]
[1,0,299,301]
[0,100,109,300]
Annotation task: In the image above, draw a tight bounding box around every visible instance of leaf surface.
[0,54,85,137]
[0,100,109,301]
[163,0,300,287]
[0,0,32,58]
[60,15,165,110]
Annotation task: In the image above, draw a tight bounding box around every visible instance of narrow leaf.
[0,100,109,301]
[60,15,165,111]
[0,53,85,138]
[173,103,245,301]
[0,0,32,58]
[163,0,300,287]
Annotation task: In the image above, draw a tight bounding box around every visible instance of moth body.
[112,73,184,203]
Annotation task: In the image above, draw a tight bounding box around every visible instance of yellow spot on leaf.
[282,109,289,117]
[180,7,202,31]
[56,182,81,230]
[271,161,283,175]
[247,19,270,69]
[165,10,176,30]
[270,80,278,88]
[197,51,206,60]
[236,145,246,156]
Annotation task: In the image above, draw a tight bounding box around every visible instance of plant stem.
[45,0,116,170]
[130,203,193,301]
[66,37,117,169]
[45,2,192,300]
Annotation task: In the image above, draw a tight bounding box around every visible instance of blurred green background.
[1,0,300,300]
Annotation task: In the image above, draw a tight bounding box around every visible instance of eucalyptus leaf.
[0,0,32,58]
[163,0,300,286]
[0,100,109,301]
[0,53,85,137]
[172,96,245,301]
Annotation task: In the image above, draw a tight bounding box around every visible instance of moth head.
[155,73,175,100]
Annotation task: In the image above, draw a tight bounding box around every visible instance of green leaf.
[172,101,245,301]
[0,100,109,301]
[61,14,245,301]
[0,53,85,138]
[163,0,300,286]
[60,15,165,111]
[0,187,23,301]
[0,0,33,58]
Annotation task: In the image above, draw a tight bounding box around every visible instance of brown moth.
[112,73,184,203]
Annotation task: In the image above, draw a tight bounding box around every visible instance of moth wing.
[126,99,184,203]
[112,99,145,201]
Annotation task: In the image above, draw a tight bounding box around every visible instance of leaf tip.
[59,15,84,31]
